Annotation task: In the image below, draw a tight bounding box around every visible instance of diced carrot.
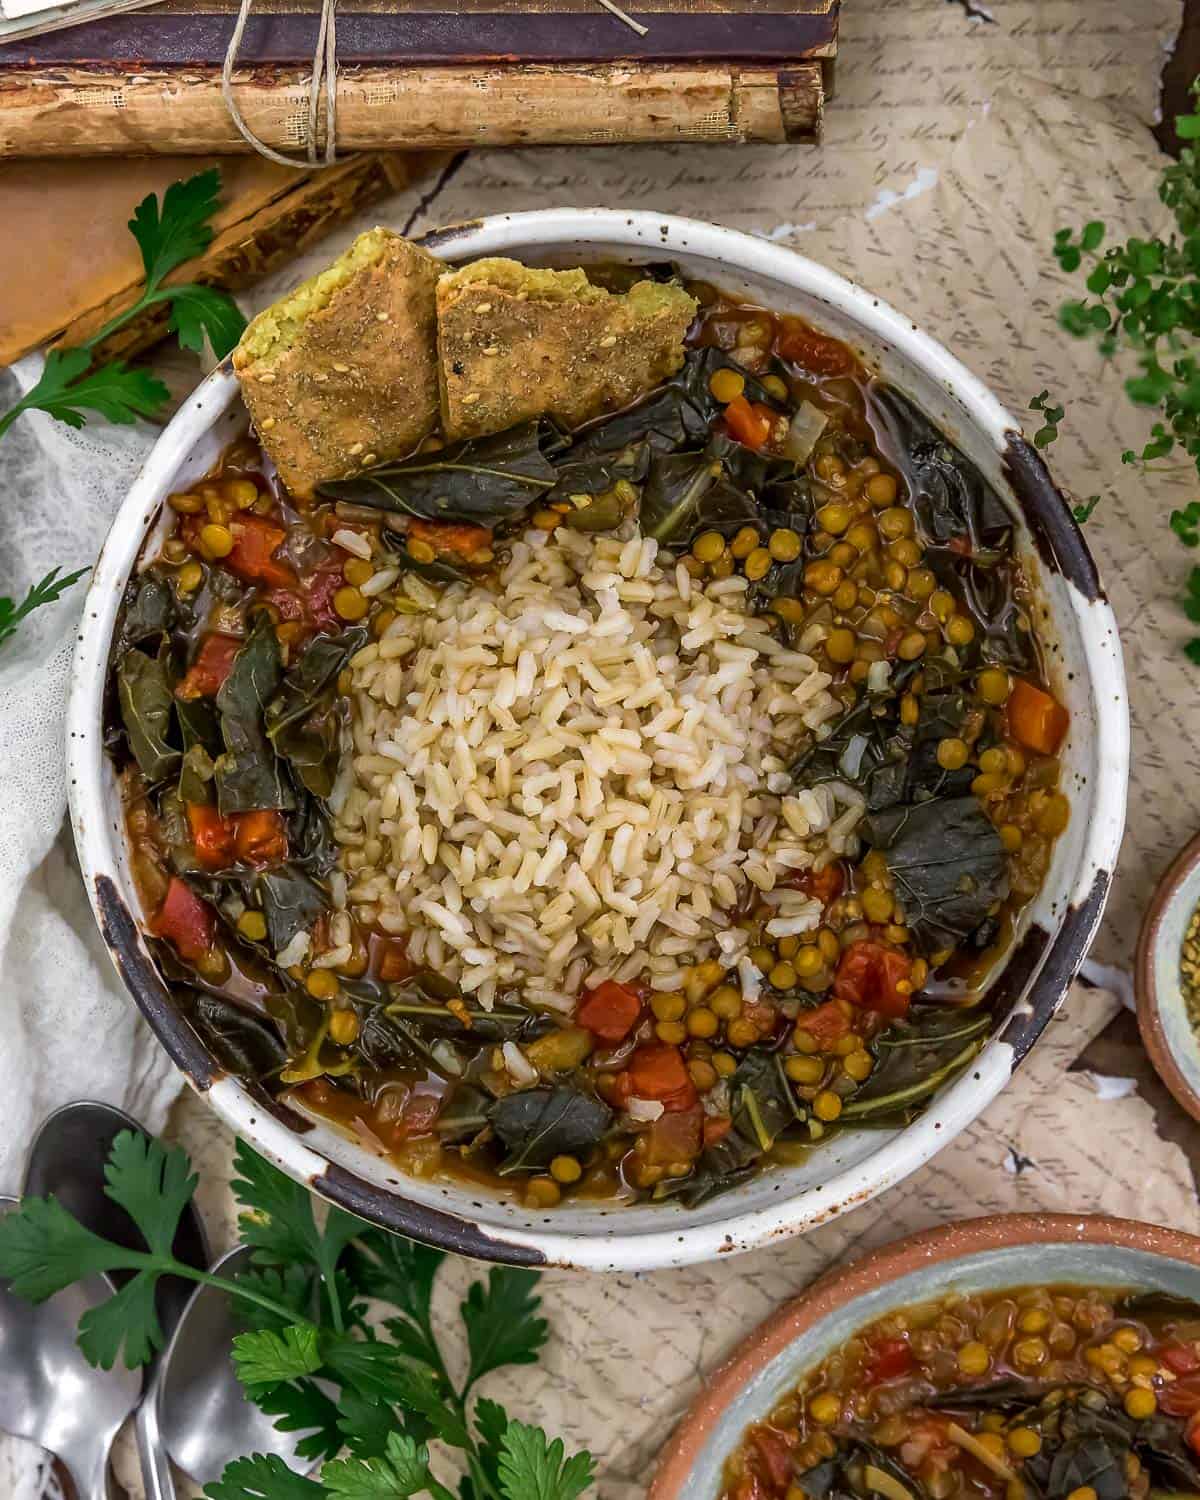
[833,940,914,1019]
[153,877,215,961]
[374,936,411,983]
[408,518,492,559]
[1006,678,1069,756]
[232,809,288,866]
[643,1103,703,1165]
[176,633,240,700]
[784,864,845,906]
[225,515,295,590]
[796,999,852,1047]
[626,1043,698,1112]
[576,979,642,1043]
[186,802,235,870]
[724,395,775,451]
[774,319,854,376]
[749,1427,796,1491]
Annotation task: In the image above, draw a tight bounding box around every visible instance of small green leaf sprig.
[1026,392,1101,524]
[0,168,246,646]
[0,1132,593,1500]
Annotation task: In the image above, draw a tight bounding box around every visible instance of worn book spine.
[0,60,825,156]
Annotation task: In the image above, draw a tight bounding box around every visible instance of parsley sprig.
[1051,76,1200,654]
[0,1132,592,1500]
[1026,392,1102,523]
[0,168,246,645]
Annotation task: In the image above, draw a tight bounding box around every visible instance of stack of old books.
[0,0,837,156]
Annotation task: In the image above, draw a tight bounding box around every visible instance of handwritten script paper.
[78,0,1200,1492]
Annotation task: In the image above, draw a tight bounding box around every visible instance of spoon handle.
[135,1368,178,1500]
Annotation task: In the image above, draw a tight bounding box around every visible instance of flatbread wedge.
[436,259,697,441]
[232,227,440,498]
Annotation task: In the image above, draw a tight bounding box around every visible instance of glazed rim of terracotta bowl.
[66,209,1129,1272]
[1136,828,1200,1124]
[649,1212,1200,1500]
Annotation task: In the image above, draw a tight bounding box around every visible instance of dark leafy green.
[865,796,1009,952]
[117,573,176,651]
[117,644,181,783]
[318,421,557,523]
[214,615,294,815]
[487,1088,611,1176]
[177,696,223,804]
[266,628,365,798]
[841,1007,992,1122]
[795,1437,931,1500]
[187,992,288,1079]
[256,867,328,952]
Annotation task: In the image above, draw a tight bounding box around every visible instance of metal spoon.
[158,1243,314,1486]
[0,1194,141,1500]
[25,1101,211,1500]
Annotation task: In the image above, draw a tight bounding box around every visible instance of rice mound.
[333,528,866,1014]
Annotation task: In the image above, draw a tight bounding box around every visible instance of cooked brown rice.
[331,527,865,1013]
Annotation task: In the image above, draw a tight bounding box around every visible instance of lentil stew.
[721,1283,1200,1500]
[106,246,1071,1211]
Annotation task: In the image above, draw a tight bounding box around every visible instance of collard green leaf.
[842,1007,992,1122]
[118,572,176,649]
[319,422,557,523]
[865,796,1009,952]
[639,444,760,547]
[214,614,294,814]
[188,992,287,1079]
[118,644,181,782]
[266,627,366,798]
[487,1087,611,1175]
[177,696,223,804]
[255,866,327,951]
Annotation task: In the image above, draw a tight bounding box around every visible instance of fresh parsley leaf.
[231,1139,363,1332]
[257,1378,345,1463]
[77,1268,162,1369]
[322,1432,446,1500]
[467,1398,513,1500]
[0,1194,141,1300]
[0,348,167,439]
[130,166,222,290]
[1028,389,1064,448]
[105,1130,198,1257]
[461,1268,548,1392]
[234,1262,319,1332]
[349,1230,444,1375]
[497,1422,594,1500]
[1185,637,1200,666]
[204,1453,325,1500]
[0,565,89,647]
[1072,494,1101,524]
[232,1323,323,1392]
[338,1388,406,1459]
[324,1337,469,1449]
[169,283,246,360]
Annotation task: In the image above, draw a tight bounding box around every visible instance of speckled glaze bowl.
[67,209,1128,1271]
[1136,830,1200,1124]
[650,1214,1200,1500]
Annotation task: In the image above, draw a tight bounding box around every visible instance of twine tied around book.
[219,0,648,166]
[221,0,340,168]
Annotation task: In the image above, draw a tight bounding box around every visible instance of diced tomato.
[186,802,235,870]
[176,632,240,700]
[703,1115,733,1148]
[749,1427,796,1491]
[153,877,216,961]
[795,999,852,1047]
[833,940,914,1019]
[1162,1341,1200,1376]
[373,936,411,983]
[1006,679,1069,756]
[398,1092,442,1137]
[643,1103,703,1165]
[784,864,845,906]
[305,564,345,631]
[225,515,295,590]
[233,809,288,866]
[724,395,775,451]
[742,999,781,1040]
[407,518,492,560]
[577,980,642,1043]
[626,1043,698,1112]
[774,320,854,376]
[1160,1372,1200,1419]
[863,1337,914,1385]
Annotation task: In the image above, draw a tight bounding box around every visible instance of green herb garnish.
[0,1130,593,1500]
[0,168,246,646]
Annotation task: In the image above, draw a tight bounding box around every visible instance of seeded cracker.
[232,227,440,498]
[435,258,698,441]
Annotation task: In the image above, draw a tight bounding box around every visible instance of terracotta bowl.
[1136,830,1200,1124]
[650,1213,1200,1500]
[68,209,1127,1271]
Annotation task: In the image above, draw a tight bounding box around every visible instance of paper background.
[8,0,1200,1493]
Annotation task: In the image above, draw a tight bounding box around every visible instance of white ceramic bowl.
[67,209,1129,1271]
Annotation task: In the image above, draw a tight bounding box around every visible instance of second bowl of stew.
[67,209,1127,1270]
